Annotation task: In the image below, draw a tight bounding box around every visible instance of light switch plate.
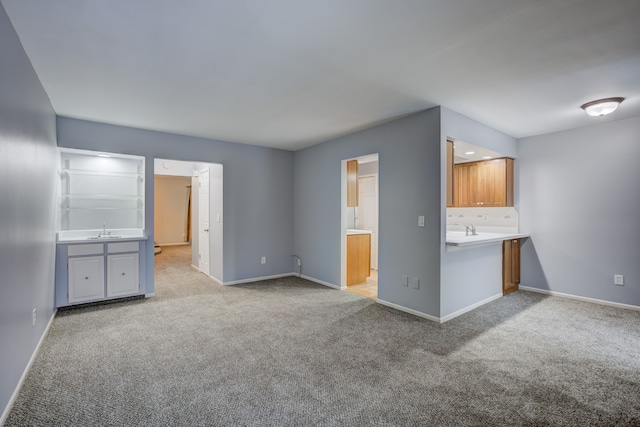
[614,274,624,286]
[411,277,420,289]
[402,275,409,287]
[418,216,425,227]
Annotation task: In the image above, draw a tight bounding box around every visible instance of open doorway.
[341,153,379,300]
[154,159,223,284]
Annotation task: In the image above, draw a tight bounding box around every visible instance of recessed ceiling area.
[2,0,639,151]
[451,140,504,164]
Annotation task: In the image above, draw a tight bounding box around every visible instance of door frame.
[340,153,379,290]
[153,159,223,283]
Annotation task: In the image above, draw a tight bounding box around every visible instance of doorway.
[341,154,379,300]
[153,159,223,284]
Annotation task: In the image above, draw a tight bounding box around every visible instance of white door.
[199,168,210,276]
[357,175,378,270]
[107,253,139,297]
[68,256,105,303]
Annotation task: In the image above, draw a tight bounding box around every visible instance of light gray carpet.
[6,245,640,426]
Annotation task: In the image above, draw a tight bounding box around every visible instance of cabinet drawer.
[108,241,139,253]
[68,243,104,256]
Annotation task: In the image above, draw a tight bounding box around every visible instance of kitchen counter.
[347,229,372,235]
[446,231,529,247]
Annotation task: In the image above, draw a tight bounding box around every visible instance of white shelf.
[61,168,143,178]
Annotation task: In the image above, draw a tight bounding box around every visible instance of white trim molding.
[376,298,440,323]
[300,274,341,290]
[520,286,640,311]
[144,292,155,298]
[223,273,294,286]
[439,293,503,323]
[1,309,57,425]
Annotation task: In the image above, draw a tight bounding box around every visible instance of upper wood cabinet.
[446,140,454,207]
[453,158,514,207]
[347,160,358,207]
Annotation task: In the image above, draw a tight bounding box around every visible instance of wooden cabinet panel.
[347,234,371,286]
[453,158,514,207]
[503,239,520,295]
[347,160,358,207]
[446,140,454,207]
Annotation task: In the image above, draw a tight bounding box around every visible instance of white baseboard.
[144,292,155,298]
[376,298,440,323]
[439,292,503,323]
[208,275,223,286]
[520,286,640,311]
[223,273,295,286]
[300,274,341,290]
[1,308,57,425]
[156,243,190,247]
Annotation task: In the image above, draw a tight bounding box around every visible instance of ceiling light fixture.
[465,151,475,155]
[580,97,624,117]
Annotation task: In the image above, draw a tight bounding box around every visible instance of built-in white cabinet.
[58,148,145,240]
[55,240,146,307]
[106,241,140,298]
[68,256,105,304]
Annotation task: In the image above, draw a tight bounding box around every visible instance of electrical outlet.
[261,256,266,265]
[614,274,624,286]
[402,275,409,287]
[32,308,36,327]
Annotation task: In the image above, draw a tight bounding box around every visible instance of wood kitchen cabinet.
[347,233,371,286]
[502,238,520,295]
[454,158,514,207]
[446,140,454,207]
[347,160,358,207]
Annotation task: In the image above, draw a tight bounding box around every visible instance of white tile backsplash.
[446,207,519,233]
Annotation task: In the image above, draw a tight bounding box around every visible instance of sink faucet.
[98,221,111,238]
[454,223,477,236]
[464,223,477,236]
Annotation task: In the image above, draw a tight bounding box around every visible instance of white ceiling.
[3,0,640,151]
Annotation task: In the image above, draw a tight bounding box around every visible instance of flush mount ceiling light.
[580,97,624,117]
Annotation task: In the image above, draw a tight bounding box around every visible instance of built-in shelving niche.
[58,148,145,239]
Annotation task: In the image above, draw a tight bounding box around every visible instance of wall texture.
[57,117,294,286]
[294,109,442,317]
[519,116,640,306]
[0,4,58,420]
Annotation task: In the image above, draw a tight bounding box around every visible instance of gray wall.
[440,107,519,317]
[519,116,640,306]
[0,4,58,419]
[57,117,294,286]
[294,109,442,317]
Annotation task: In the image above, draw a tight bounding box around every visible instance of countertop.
[446,231,529,247]
[347,229,372,235]
[57,235,149,244]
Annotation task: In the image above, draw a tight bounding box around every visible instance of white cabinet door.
[68,256,105,304]
[107,253,139,297]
